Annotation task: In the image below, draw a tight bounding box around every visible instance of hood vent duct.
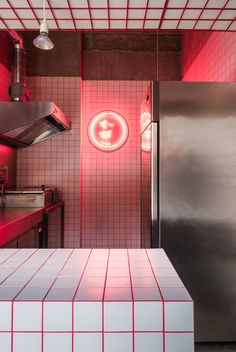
[0,31,71,148]
[8,30,29,102]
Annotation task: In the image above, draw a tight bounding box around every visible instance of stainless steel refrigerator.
[141,81,236,342]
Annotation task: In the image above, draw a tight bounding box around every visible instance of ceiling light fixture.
[33,0,54,50]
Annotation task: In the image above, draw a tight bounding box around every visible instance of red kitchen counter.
[0,208,44,247]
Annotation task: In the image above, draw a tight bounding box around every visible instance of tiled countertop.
[0,208,44,247]
[0,248,194,352]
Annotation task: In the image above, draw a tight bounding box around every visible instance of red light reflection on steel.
[140,112,151,152]
[88,111,129,152]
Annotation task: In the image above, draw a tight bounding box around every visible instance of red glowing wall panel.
[182,32,236,82]
[0,63,11,101]
[0,63,16,189]
[17,77,81,248]
[81,81,148,248]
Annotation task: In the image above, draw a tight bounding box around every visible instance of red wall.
[80,81,148,248]
[0,63,11,101]
[182,32,236,81]
[0,63,17,189]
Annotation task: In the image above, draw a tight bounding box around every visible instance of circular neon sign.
[88,111,129,152]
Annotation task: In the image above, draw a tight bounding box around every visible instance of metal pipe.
[7,30,29,102]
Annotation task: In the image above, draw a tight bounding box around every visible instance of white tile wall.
[165,302,194,332]
[104,302,132,331]
[13,302,42,331]
[74,302,102,331]
[134,302,163,331]
[0,333,11,352]
[0,302,11,331]
[135,333,163,352]
[13,333,41,352]
[104,333,133,352]
[74,333,102,352]
[44,302,72,331]
[44,333,72,352]
[165,333,194,352]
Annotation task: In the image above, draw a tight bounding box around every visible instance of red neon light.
[88,111,129,152]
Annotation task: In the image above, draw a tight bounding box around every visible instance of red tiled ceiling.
[0,0,235,31]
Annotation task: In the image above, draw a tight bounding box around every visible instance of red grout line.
[176,0,190,30]
[193,0,211,30]
[159,0,169,30]
[8,249,38,352]
[87,0,93,30]
[12,249,57,301]
[1,6,236,10]
[125,0,129,30]
[79,81,85,247]
[102,249,110,352]
[10,298,190,302]
[226,15,236,30]
[142,0,150,30]
[67,0,77,30]
[5,28,233,32]
[107,0,110,30]
[0,27,232,33]
[0,249,21,268]
[42,299,44,352]
[26,0,40,25]
[3,329,194,333]
[6,0,26,29]
[145,249,166,352]
[1,16,235,21]
[0,249,38,286]
[210,0,231,30]
[72,249,93,352]
[127,249,135,352]
[11,301,14,352]
[47,0,59,29]
[72,254,94,297]
[42,249,75,352]
[43,249,75,301]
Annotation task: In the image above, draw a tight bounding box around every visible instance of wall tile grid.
[81,81,148,248]
[182,32,236,81]
[17,77,81,248]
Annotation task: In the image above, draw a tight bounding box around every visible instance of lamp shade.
[33,33,54,50]
[33,21,54,50]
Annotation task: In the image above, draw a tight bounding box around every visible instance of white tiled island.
[0,248,194,352]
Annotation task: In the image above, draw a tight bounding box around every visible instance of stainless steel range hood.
[0,101,71,147]
[0,31,71,148]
